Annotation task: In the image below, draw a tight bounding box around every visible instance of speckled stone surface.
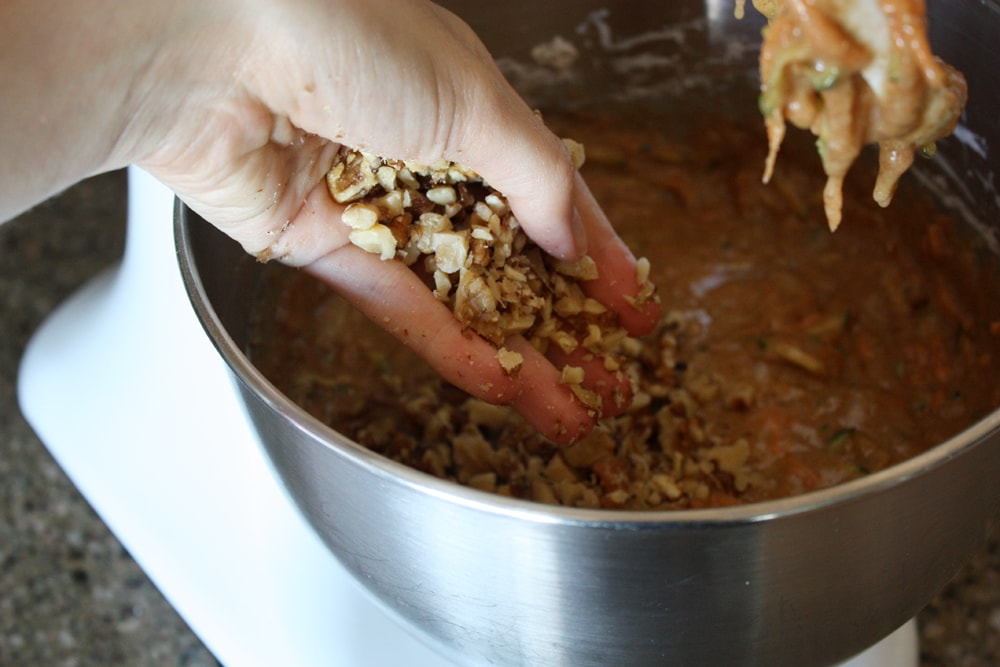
[1,171,998,666]
[1,172,219,667]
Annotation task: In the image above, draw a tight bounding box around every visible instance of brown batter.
[248,109,1000,509]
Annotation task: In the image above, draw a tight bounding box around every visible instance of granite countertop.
[1,171,998,666]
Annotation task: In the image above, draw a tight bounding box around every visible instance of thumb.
[446,78,586,261]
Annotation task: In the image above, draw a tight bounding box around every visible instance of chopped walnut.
[348,225,397,261]
[308,307,765,509]
[319,145,772,510]
[496,347,524,374]
[326,141,657,420]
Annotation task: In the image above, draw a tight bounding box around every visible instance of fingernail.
[570,207,588,258]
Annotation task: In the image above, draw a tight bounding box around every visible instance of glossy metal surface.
[175,2,1000,665]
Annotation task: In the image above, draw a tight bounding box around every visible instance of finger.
[416,16,584,262]
[456,103,584,262]
[304,245,598,444]
[545,343,633,419]
[204,173,350,269]
[256,179,352,266]
[573,173,661,336]
[502,337,600,444]
[153,130,343,264]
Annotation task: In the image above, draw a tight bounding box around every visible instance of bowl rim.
[174,198,1000,529]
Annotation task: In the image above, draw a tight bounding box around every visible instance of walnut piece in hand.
[326,140,655,416]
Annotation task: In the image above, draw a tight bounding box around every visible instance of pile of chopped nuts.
[318,309,763,510]
[319,145,761,508]
[326,141,654,414]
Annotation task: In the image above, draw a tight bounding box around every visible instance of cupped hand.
[302,173,659,443]
[128,0,659,442]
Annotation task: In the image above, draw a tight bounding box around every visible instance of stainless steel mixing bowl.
[175,1,1000,665]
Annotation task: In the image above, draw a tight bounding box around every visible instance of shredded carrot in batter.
[751,0,967,230]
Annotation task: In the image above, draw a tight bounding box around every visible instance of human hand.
[303,170,659,443]
[124,0,660,441]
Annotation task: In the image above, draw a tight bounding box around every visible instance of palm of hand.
[134,0,659,442]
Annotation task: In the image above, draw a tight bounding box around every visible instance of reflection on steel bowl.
[175,1,1000,665]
